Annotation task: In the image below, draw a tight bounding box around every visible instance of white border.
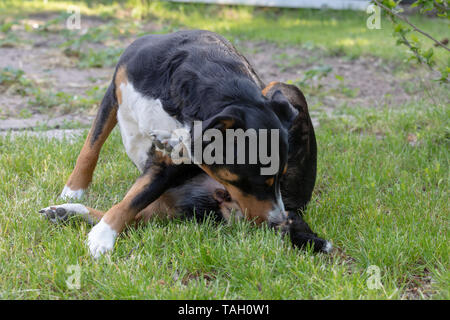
[168,0,371,10]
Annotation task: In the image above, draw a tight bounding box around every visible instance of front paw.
[39,203,91,224]
[60,185,85,200]
[87,219,118,259]
[151,130,182,153]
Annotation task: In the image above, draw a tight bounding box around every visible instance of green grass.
[0,0,448,300]
[142,1,448,63]
[0,99,448,299]
[1,0,449,63]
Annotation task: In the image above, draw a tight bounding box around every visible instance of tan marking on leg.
[102,170,158,233]
[65,109,117,191]
[115,65,128,105]
[83,196,177,227]
[99,144,182,232]
[83,206,106,222]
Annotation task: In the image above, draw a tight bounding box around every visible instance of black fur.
[119,30,265,122]
[169,174,227,223]
[119,30,291,208]
[90,84,117,146]
[112,30,328,252]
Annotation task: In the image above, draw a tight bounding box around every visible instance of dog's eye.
[265,177,274,187]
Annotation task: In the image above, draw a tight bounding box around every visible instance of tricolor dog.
[40,30,331,258]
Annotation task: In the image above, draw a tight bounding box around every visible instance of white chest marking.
[117,82,184,172]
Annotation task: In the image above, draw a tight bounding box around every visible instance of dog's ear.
[190,106,246,164]
[270,90,298,129]
[201,107,246,133]
[213,189,232,204]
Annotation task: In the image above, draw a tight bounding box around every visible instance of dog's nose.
[267,200,287,226]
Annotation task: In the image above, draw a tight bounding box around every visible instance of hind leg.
[60,85,118,200]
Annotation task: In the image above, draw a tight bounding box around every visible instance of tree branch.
[433,1,447,11]
[399,32,431,67]
[372,0,450,52]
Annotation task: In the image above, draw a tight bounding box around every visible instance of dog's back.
[116,30,265,122]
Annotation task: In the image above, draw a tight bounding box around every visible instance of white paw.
[87,219,118,259]
[151,129,172,141]
[151,130,182,152]
[60,185,85,200]
[39,203,92,224]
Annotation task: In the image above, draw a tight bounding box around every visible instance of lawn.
[0,0,448,299]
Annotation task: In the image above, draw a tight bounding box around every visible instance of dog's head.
[196,90,298,224]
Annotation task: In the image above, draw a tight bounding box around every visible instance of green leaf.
[394,24,404,33]
[410,34,419,44]
[1,22,14,33]
[423,48,434,59]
